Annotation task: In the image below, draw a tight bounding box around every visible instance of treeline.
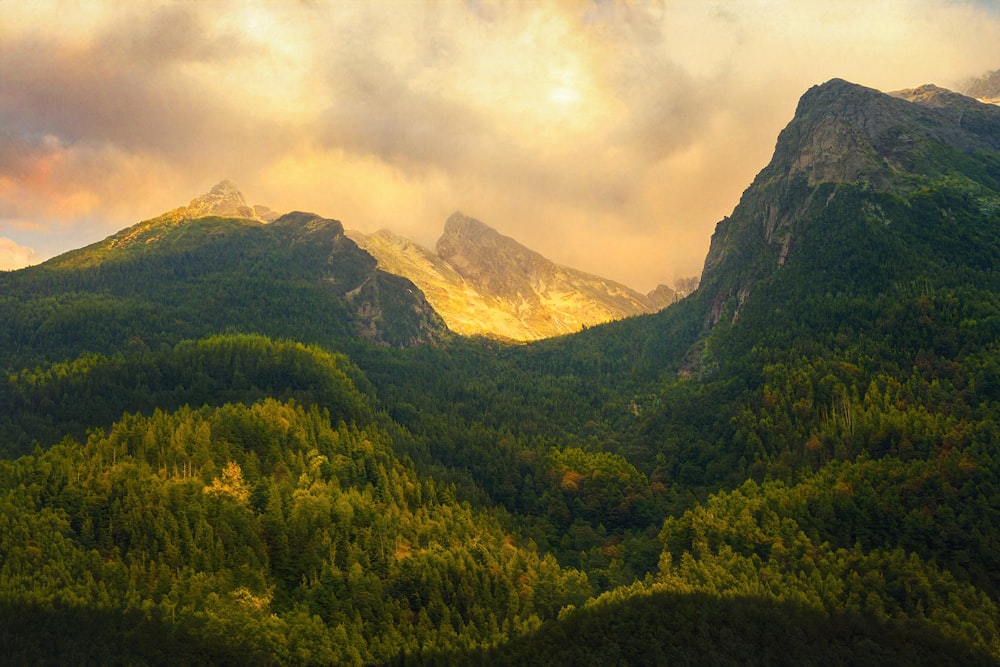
[0,334,371,459]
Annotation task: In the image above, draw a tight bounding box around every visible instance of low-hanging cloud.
[2,0,999,288]
[0,237,39,270]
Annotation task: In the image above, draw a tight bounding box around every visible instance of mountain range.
[349,213,678,340]
[68,178,681,342]
[3,77,1000,665]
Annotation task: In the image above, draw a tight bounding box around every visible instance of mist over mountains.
[963,68,1000,103]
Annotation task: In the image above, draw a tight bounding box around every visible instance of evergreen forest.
[2,79,1000,664]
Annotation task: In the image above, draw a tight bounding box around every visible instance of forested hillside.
[0,377,590,663]
[0,209,446,369]
[3,79,1000,664]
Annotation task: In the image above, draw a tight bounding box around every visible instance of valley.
[2,78,1000,665]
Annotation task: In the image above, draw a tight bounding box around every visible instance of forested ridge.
[3,79,1000,664]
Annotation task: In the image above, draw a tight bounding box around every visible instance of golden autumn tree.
[204,460,251,505]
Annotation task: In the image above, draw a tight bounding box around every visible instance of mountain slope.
[0,362,593,664]
[472,591,997,666]
[46,180,277,270]
[696,78,1000,328]
[0,185,447,369]
[438,78,1000,662]
[613,80,1000,481]
[348,227,537,340]
[350,79,1000,512]
[351,212,677,340]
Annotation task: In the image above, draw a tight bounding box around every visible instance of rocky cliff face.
[179,180,280,221]
[352,212,677,341]
[697,78,1000,327]
[268,212,448,346]
[183,180,258,219]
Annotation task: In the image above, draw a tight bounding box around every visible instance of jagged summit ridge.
[180,180,280,222]
[352,213,677,341]
[763,79,1000,192]
[184,180,253,219]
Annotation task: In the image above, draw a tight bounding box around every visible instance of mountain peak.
[762,78,1000,192]
[442,211,494,239]
[184,180,256,220]
[436,212,544,280]
[794,78,879,114]
[698,77,1000,327]
[210,179,241,195]
[891,83,953,103]
[357,212,668,340]
[890,83,989,113]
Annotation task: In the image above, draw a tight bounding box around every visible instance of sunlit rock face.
[182,181,281,221]
[184,180,258,219]
[351,212,676,341]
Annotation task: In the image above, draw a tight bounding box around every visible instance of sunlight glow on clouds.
[2,0,999,288]
[0,237,40,270]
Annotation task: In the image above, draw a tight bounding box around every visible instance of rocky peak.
[646,284,679,310]
[441,211,492,239]
[764,79,1000,191]
[717,81,992,227]
[183,180,256,219]
[793,78,879,117]
[697,78,1000,328]
[891,83,967,108]
[357,212,671,340]
[436,212,549,292]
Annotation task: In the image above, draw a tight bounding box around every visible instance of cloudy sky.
[2,1,999,288]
